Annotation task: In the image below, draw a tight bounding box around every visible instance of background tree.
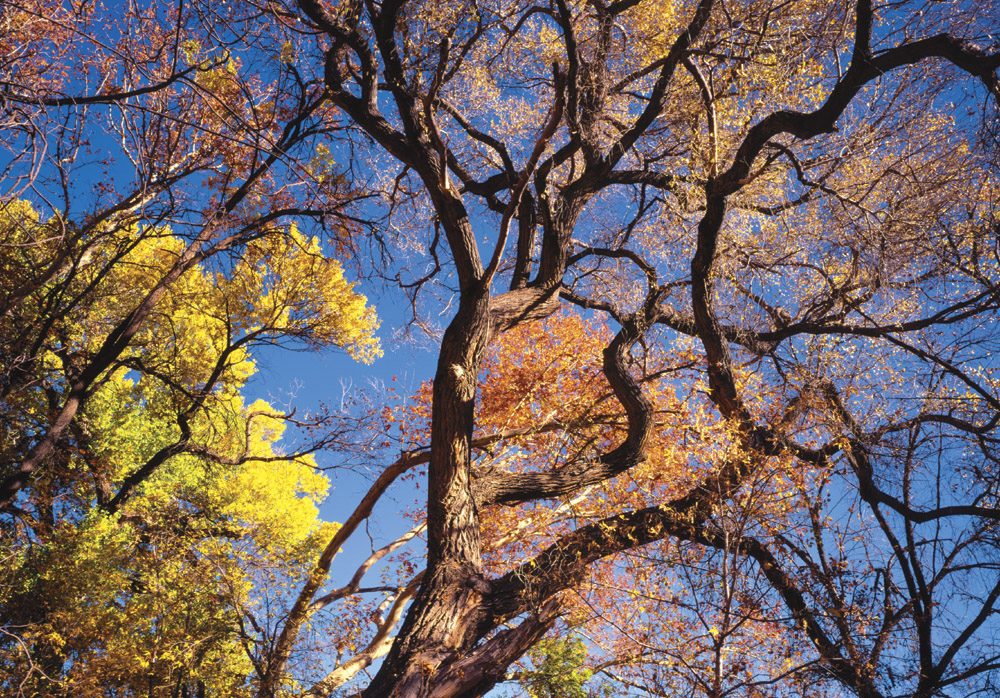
[518,634,608,698]
[0,205,381,695]
[0,1,381,695]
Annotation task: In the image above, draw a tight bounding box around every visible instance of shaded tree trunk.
[362,288,493,697]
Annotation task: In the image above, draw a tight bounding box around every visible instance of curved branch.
[476,298,656,506]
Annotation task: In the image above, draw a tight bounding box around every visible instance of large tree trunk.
[362,288,493,697]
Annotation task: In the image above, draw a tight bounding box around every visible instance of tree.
[0,203,379,694]
[520,635,599,698]
[0,0,378,506]
[266,0,1000,695]
[0,1,380,695]
[3,0,1000,697]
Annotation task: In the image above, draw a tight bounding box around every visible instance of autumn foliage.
[2,0,1000,697]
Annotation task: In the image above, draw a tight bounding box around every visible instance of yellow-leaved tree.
[0,201,377,696]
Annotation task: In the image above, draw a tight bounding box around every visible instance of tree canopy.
[2,0,1000,697]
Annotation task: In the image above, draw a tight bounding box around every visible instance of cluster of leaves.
[521,635,607,698]
[0,197,376,695]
